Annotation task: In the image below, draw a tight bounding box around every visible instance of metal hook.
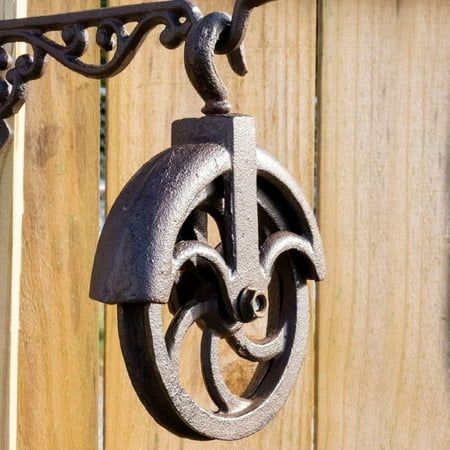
[184,0,277,116]
[217,0,278,54]
[184,12,242,115]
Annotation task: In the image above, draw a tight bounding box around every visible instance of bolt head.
[238,288,268,323]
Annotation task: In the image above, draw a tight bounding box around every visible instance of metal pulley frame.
[0,0,326,441]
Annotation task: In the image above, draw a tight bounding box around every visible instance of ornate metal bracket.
[0,0,275,148]
[0,0,327,442]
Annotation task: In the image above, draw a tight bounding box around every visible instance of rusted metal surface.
[184,12,240,115]
[91,115,325,440]
[1,0,326,441]
[185,0,277,114]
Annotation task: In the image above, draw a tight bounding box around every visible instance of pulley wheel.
[117,149,311,441]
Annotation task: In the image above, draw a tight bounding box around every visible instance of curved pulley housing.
[90,115,325,307]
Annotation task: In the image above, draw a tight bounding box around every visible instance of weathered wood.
[16,1,100,449]
[317,1,450,449]
[104,0,317,448]
[0,2,26,448]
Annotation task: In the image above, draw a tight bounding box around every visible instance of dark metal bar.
[0,1,200,32]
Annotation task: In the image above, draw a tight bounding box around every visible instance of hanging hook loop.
[216,0,278,54]
[184,0,276,116]
[184,12,242,115]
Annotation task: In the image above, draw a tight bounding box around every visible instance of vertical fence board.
[317,1,450,449]
[104,1,317,448]
[0,1,26,448]
[16,1,100,449]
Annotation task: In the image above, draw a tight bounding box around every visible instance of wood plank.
[104,0,317,448]
[0,2,26,448]
[317,1,450,449]
[16,1,100,449]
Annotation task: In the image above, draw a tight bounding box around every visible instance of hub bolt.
[238,288,268,322]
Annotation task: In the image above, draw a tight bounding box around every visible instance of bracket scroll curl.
[0,0,202,146]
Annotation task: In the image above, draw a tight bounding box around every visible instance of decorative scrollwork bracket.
[0,0,276,148]
[0,1,327,441]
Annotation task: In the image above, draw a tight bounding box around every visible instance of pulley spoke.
[227,326,286,362]
[165,299,211,369]
[201,329,251,413]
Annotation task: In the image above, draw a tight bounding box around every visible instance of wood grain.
[317,1,450,449]
[0,2,26,448]
[104,0,317,448]
[16,1,100,449]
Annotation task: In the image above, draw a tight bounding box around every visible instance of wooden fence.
[0,0,448,449]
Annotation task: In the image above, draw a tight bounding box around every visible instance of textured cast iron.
[1,0,326,441]
[91,115,326,440]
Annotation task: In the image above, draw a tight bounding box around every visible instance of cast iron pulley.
[89,0,326,441]
[90,115,325,440]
